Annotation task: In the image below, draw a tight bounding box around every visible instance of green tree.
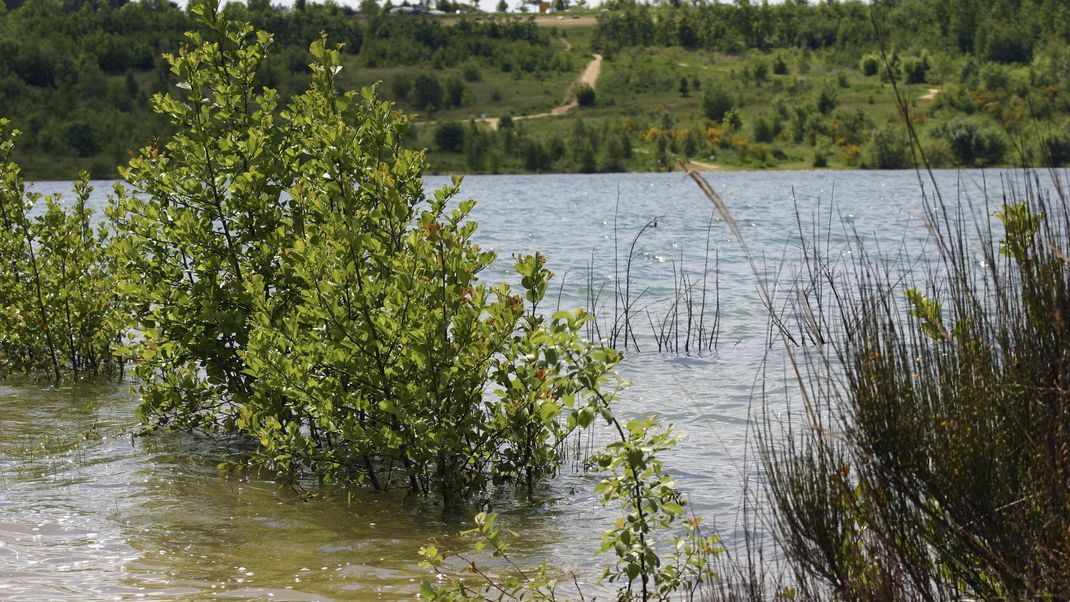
[523,138,550,171]
[434,120,466,152]
[751,114,774,143]
[859,53,880,76]
[0,122,125,380]
[444,73,466,108]
[701,85,734,121]
[109,2,617,505]
[64,121,100,157]
[773,53,788,75]
[463,121,487,171]
[815,84,838,114]
[866,123,912,169]
[938,118,1007,166]
[574,82,596,107]
[410,73,444,111]
[902,54,930,84]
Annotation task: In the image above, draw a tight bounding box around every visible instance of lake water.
[1,169,1056,600]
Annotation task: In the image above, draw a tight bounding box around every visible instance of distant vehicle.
[388,5,428,14]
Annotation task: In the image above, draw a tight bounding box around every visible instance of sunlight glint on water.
[2,169,1021,599]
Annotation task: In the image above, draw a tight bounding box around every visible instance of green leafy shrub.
[812,146,828,168]
[722,107,742,131]
[410,73,444,111]
[937,117,1007,165]
[979,19,1032,64]
[753,60,768,83]
[815,84,838,114]
[865,123,912,169]
[751,114,775,143]
[701,85,734,121]
[1040,129,1070,166]
[390,73,412,100]
[109,3,617,504]
[461,62,482,82]
[859,53,880,76]
[901,54,930,84]
[434,121,466,152]
[574,82,596,107]
[773,53,789,75]
[64,121,100,158]
[0,121,125,381]
[420,414,721,600]
[979,62,1012,91]
[444,73,466,108]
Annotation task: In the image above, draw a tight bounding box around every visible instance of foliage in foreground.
[420,414,721,601]
[108,2,618,505]
[763,171,1070,599]
[0,120,125,381]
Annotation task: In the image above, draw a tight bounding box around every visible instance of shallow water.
[4,169,1062,599]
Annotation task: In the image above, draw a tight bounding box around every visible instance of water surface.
[3,169,1056,599]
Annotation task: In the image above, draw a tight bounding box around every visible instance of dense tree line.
[587,0,1070,170]
[594,0,1070,61]
[0,0,561,177]
[2,0,1067,176]
[431,116,635,173]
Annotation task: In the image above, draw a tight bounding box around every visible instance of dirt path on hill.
[684,159,725,172]
[480,51,603,129]
[920,87,941,100]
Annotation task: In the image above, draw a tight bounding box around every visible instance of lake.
[0,169,1039,599]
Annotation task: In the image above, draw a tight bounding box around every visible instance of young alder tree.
[108,1,618,505]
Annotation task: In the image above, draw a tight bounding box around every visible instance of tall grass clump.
[756,168,1070,599]
[0,120,126,382]
[581,203,721,355]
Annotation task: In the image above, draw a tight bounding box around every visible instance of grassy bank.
[418,42,1069,174]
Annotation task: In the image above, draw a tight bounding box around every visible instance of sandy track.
[684,159,725,172]
[920,87,941,100]
[480,52,602,129]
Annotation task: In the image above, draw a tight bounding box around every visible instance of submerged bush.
[763,173,1070,598]
[0,121,125,381]
[109,2,616,504]
[420,413,722,600]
